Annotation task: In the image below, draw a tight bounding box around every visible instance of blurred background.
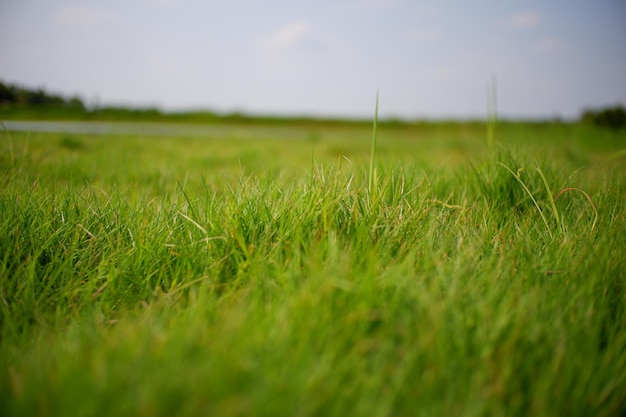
[1,0,625,121]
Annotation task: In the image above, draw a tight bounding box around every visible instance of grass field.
[1,121,625,416]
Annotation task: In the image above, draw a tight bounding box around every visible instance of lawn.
[1,121,625,416]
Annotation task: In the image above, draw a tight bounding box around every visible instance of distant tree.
[0,81,18,103]
[68,96,86,110]
[27,88,47,104]
[0,79,86,108]
[581,105,626,130]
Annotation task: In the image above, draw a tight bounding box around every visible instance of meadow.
[0,120,625,416]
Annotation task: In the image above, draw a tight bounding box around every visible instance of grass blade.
[497,161,552,238]
[368,90,379,196]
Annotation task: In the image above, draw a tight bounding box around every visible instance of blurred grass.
[2,121,624,180]
[0,121,625,416]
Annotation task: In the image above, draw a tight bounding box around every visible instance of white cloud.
[328,0,398,15]
[54,6,111,30]
[537,37,562,52]
[263,21,312,50]
[509,11,540,28]
[405,28,440,44]
[130,0,222,6]
[260,21,342,55]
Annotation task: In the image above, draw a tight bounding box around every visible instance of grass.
[368,91,379,195]
[0,120,625,416]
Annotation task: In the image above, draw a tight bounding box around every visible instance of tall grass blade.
[368,90,379,195]
[487,75,497,157]
[554,187,599,238]
[535,166,563,234]
[497,161,553,238]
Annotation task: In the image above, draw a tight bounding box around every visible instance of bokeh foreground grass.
[1,123,625,416]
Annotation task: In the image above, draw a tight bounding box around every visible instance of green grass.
[1,122,625,416]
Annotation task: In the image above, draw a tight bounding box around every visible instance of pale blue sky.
[1,0,625,119]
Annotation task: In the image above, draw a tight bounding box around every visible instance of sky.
[1,0,625,120]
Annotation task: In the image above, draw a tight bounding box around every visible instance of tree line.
[0,80,85,109]
[581,105,626,131]
[1,79,625,129]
